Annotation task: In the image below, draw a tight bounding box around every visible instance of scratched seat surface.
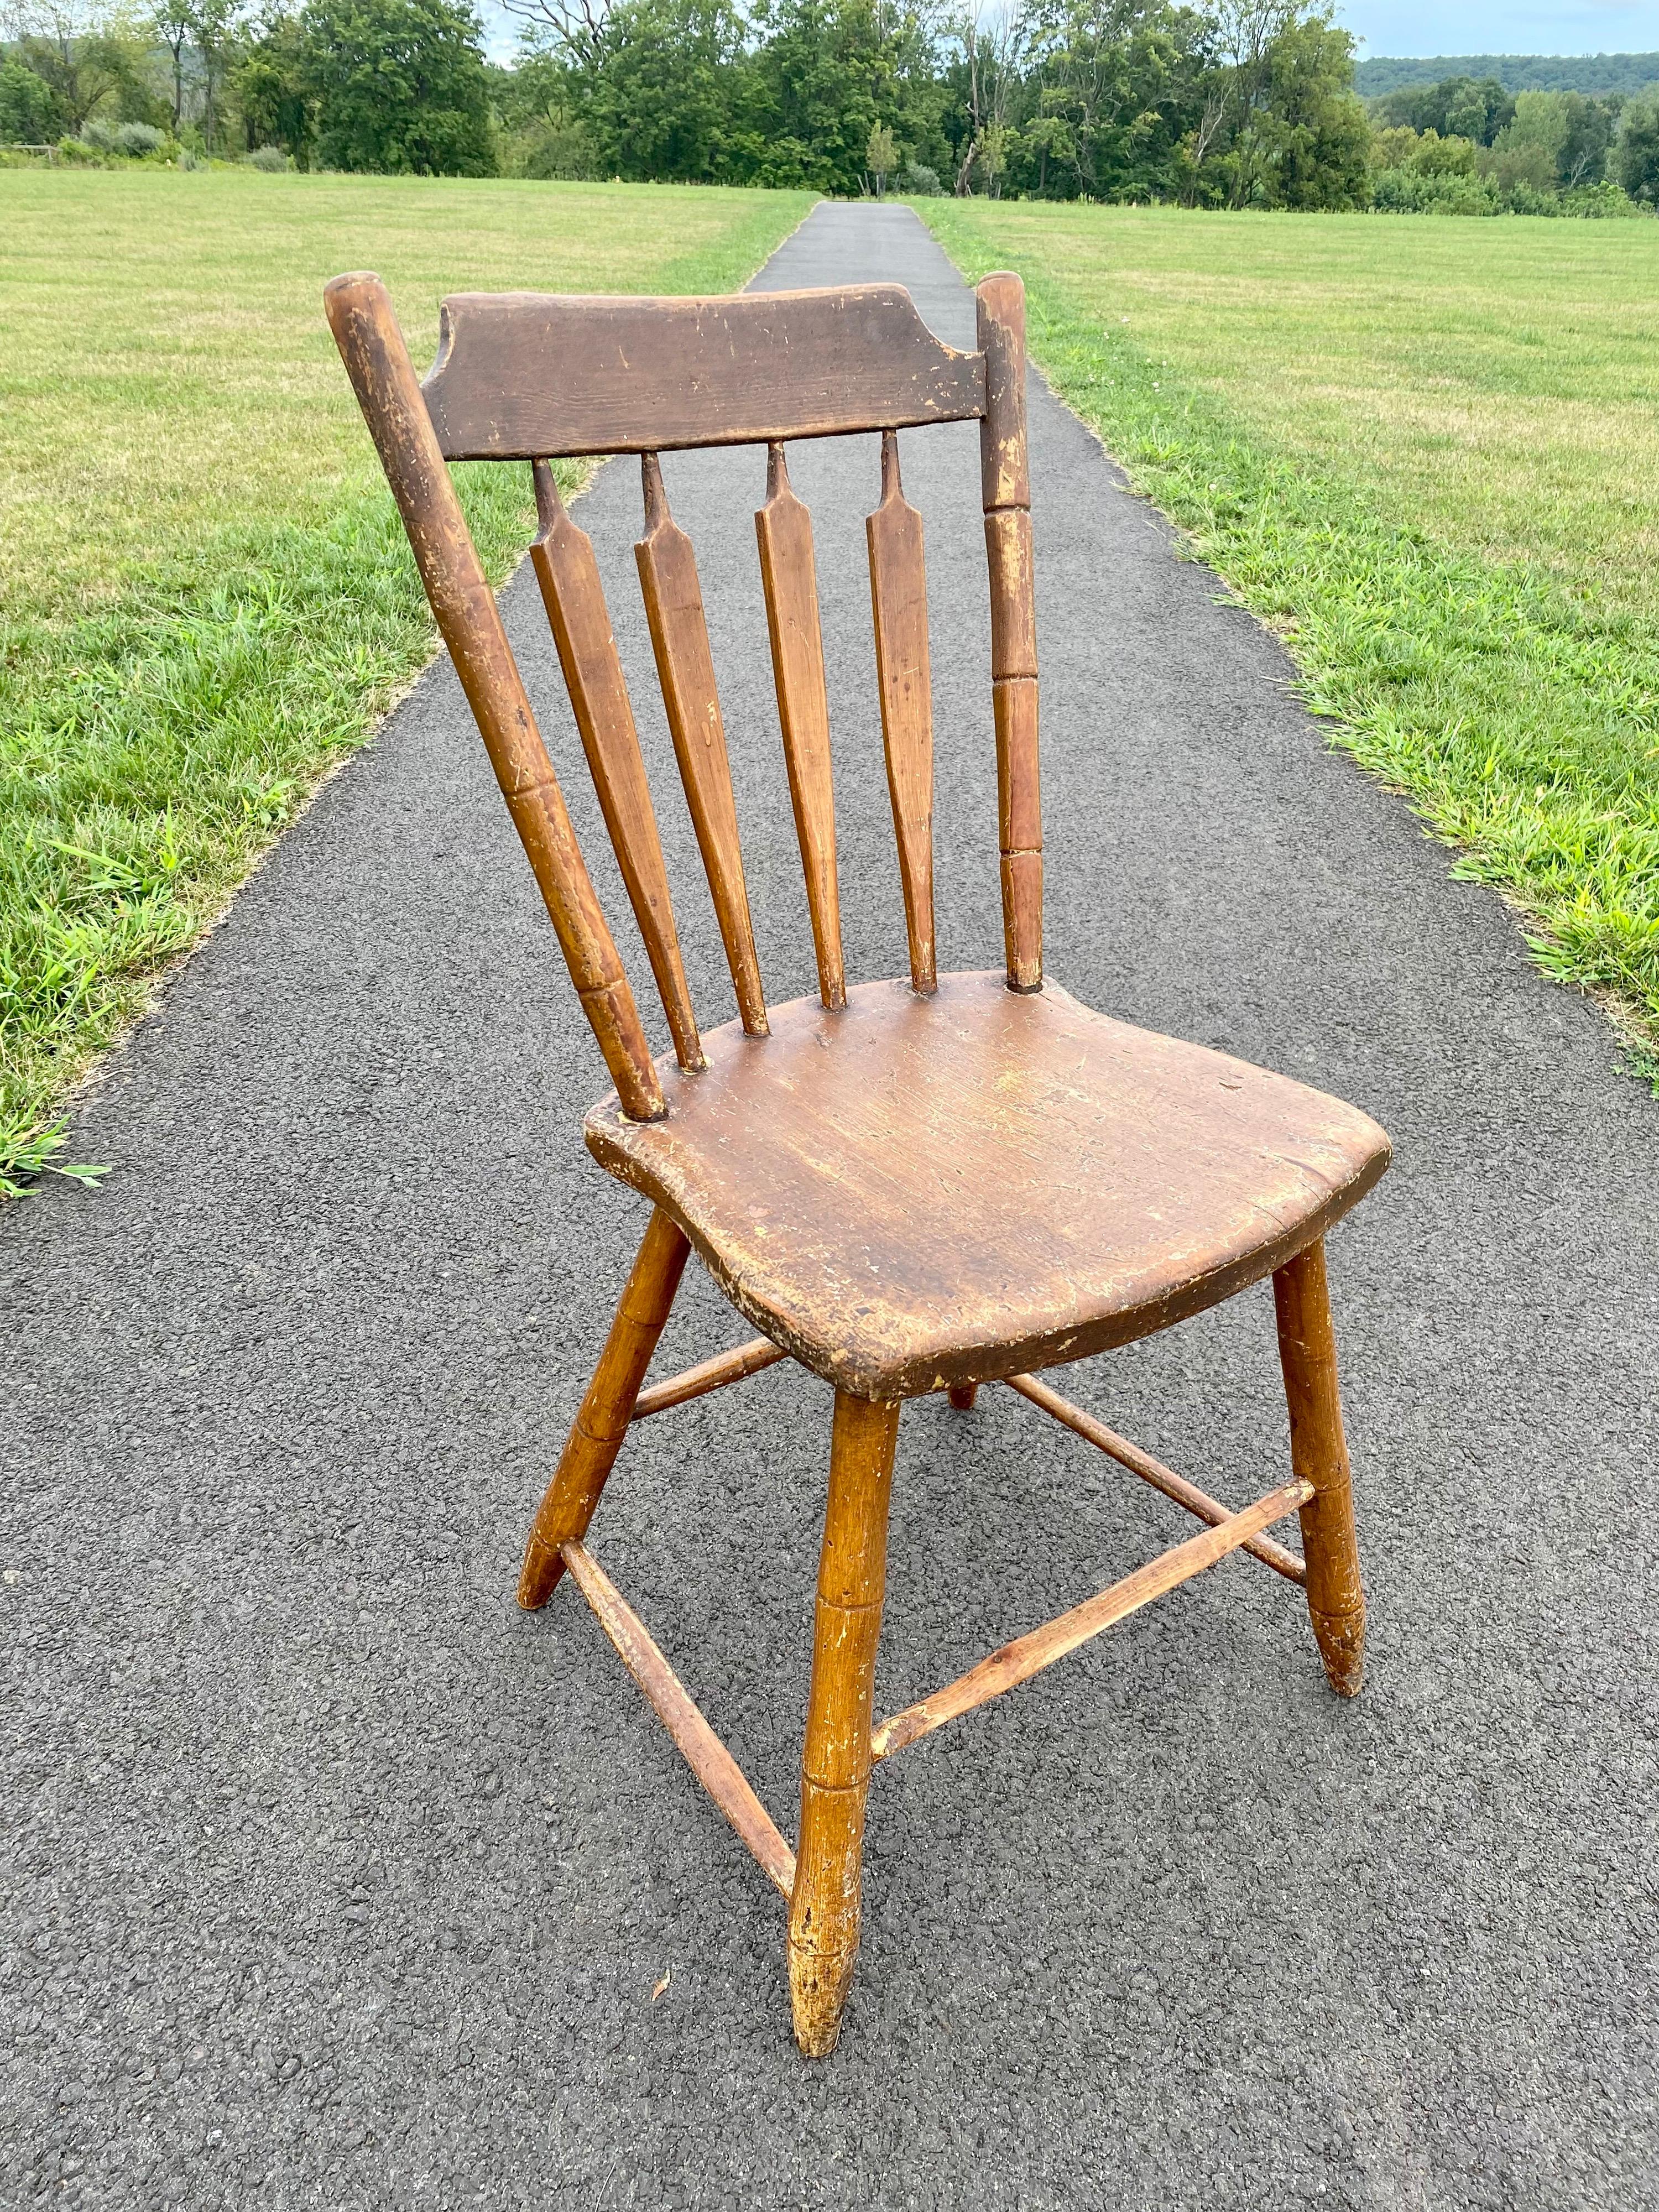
[586,971,1391,1400]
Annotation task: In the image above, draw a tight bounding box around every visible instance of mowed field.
[925,203,1659,1066]
[0,173,812,1186]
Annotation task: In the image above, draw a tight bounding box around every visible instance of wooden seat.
[327,263,1391,2060]
[590,971,1389,1401]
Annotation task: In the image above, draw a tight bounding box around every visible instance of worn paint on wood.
[587,972,1391,1401]
[422,284,988,460]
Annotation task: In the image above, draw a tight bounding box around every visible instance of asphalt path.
[4,202,1655,2210]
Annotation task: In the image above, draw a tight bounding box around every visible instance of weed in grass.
[0,1116,111,1199]
[0,171,814,1191]
[922,202,1659,1053]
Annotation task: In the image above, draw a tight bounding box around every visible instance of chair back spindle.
[635,453,770,1038]
[755,444,846,1013]
[866,430,936,997]
[530,460,704,1073]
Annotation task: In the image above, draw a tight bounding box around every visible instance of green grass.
[921,202,1659,1067]
[0,171,813,1190]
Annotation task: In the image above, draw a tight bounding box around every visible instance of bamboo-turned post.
[517,1209,690,1608]
[323,274,663,1123]
[789,1391,900,2058]
[1272,1240,1367,1695]
[976,273,1041,994]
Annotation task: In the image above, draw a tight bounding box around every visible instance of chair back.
[325,271,1041,1123]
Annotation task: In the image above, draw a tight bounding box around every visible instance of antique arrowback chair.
[326,268,1390,2057]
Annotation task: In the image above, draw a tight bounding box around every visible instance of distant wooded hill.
[1356,54,1659,97]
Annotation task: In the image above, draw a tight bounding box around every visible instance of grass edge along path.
[1,187,815,1196]
[920,204,1659,1090]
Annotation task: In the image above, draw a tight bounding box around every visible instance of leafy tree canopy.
[301,0,493,171]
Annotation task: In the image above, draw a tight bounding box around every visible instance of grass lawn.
[922,202,1659,1073]
[0,171,812,1190]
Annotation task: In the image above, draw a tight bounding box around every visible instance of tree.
[1614,88,1659,207]
[1011,0,1208,205]
[236,5,311,156]
[0,54,62,135]
[578,0,754,182]
[1250,9,1366,207]
[147,0,242,147]
[867,114,894,191]
[9,0,164,134]
[1371,72,1512,146]
[302,0,494,172]
[947,0,1025,192]
[1556,91,1613,189]
[152,0,195,126]
[497,0,610,71]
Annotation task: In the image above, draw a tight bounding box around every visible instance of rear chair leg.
[517,1208,691,1609]
[789,1391,900,2057]
[947,1384,978,1411]
[1272,1240,1367,1696]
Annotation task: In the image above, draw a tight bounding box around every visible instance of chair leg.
[947,1384,978,1411]
[1272,1239,1367,1697]
[517,1208,691,1610]
[789,1390,900,2058]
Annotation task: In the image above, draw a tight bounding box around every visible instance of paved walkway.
[4,204,1655,2209]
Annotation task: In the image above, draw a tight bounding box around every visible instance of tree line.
[4,0,1658,213]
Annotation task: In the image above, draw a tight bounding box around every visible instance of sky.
[479,0,1659,66]
[1335,0,1659,59]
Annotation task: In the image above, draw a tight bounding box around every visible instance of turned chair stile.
[327,269,1391,2058]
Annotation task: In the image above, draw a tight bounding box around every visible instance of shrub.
[1561,178,1650,217]
[243,143,291,170]
[900,160,942,195]
[1371,165,1499,214]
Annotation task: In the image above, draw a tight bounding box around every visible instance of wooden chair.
[326,269,1390,2057]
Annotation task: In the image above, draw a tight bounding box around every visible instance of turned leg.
[947,1384,978,1411]
[1272,1240,1366,1696]
[789,1391,900,2057]
[517,1208,690,1609]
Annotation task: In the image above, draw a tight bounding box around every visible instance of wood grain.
[325,272,663,1122]
[756,443,846,1011]
[334,264,1397,2060]
[866,432,936,996]
[517,1208,689,1607]
[530,461,702,1073]
[789,1391,899,2057]
[421,284,987,460]
[977,273,1042,992]
[1004,1371,1307,1583]
[635,454,769,1036]
[1274,1241,1368,1695]
[561,1541,797,1897]
[587,972,1392,1401]
[870,1478,1312,1761]
[632,1336,787,1420]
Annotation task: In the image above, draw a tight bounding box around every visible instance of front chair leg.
[789,1390,900,2057]
[517,1208,691,1609]
[1272,1239,1367,1696]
